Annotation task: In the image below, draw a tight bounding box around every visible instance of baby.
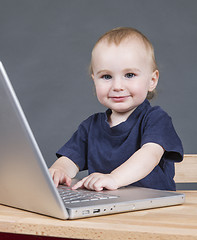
[49,27,183,191]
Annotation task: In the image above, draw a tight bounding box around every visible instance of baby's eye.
[101,74,112,80]
[125,73,135,78]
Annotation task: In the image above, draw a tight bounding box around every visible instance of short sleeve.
[141,107,183,162]
[56,116,92,170]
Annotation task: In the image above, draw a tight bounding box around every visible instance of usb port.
[93,209,100,214]
[82,210,90,215]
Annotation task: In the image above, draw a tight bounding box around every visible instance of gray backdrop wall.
[0,0,196,171]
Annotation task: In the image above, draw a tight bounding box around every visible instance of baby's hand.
[49,167,71,188]
[72,173,118,191]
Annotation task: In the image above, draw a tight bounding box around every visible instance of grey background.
[0,0,196,187]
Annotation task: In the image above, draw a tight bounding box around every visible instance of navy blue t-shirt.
[56,100,183,191]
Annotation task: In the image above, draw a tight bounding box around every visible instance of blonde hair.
[90,27,158,100]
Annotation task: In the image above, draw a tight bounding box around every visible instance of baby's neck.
[108,109,136,127]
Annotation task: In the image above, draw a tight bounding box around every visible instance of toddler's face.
[91,39,158,116]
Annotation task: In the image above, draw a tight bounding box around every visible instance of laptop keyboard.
[58,185,118,204]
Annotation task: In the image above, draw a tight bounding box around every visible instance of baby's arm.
[110,142,164,187]
[72,143,164,191]
[49,156,79,187]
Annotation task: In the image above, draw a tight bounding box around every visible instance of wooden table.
[0,191,197,240]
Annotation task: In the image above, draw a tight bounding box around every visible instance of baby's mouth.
[109,96,130,102]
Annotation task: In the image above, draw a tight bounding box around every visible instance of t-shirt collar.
[103,99,150,135]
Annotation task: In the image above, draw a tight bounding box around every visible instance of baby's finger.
[71,180,83,190]
[90,178,105,191]
[71,177,87,190]
[53,172,61,187]
[63,176,71,187]
[48,168,55,178]
[83,176,99,190]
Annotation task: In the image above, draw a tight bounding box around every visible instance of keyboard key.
[57,185,118,204]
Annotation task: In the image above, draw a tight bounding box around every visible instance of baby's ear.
[149,70,159,91]
[91,74,95,81]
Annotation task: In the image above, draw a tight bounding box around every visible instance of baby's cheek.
[131,84,148,97]
[95,86,107,100]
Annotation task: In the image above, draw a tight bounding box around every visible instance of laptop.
[0,62,185,220]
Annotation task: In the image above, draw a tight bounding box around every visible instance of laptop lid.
[0,62,68,219]
[0,62,185,220]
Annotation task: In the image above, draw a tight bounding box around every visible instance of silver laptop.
[0,62,185,220]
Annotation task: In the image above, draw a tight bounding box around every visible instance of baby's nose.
[112,78,124,91]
